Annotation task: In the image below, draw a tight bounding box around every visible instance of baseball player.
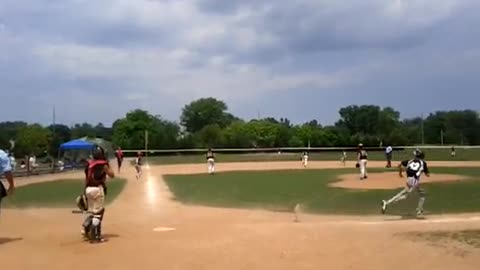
[302,151,309,168]
[385,145,393,168]
[80,146,115,242]
[135,151,143,179]
[451,146,456,158]
[340,150,347,166]
[0,149,15,215]
[115,147,124,173]
[357,144,368,180]
[206,148,215,174]
[381,149,429,217]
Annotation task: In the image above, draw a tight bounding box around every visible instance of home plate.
[153,227,176,232]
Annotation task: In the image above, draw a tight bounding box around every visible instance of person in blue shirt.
[0,149,15,214]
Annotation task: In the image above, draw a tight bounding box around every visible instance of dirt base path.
[1,161,480,270]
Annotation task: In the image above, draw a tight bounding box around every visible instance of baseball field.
[1,154,480,270]
[142,147,480,164]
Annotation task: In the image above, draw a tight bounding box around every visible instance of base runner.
[381,149,429,217]
[135,151,143,179]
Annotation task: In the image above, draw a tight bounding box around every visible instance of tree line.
[1,97,480,157]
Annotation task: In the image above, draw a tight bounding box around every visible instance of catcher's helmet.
[76,194,88,212]
[92,145,106,160]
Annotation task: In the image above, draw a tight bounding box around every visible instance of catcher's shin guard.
[82,215,93,231]
[90,208,105,241]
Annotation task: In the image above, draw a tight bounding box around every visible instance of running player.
[381,149,429,217]
[135,151,143,179]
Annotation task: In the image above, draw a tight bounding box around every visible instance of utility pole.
[440,129,444,145]
[52,105,56,173]
[145,130,149,163]
[421,113,425,145]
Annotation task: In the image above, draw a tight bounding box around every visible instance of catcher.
[77,145,115,243]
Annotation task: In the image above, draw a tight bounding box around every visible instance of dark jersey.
[401,158,429,179]
[358,150,368,160]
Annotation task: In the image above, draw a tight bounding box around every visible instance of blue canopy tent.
[60,139,95,150]
[58,139,96,170]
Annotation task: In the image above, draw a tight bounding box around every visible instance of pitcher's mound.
[330,172,468,190]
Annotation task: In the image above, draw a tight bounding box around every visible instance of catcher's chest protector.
[86,160,108,186]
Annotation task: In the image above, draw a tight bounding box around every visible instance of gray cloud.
[0,0,479,126]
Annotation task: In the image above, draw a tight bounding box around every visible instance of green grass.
[2,178,127,208]
[145,148,480,165]
[163,167,480,215]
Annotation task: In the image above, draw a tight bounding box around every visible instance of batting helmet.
[414,148,425,159]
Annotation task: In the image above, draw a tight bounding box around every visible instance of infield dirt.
[1,160,480,270]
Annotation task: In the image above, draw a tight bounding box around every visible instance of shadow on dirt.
[0,237,23,245]
[103,233,120,239]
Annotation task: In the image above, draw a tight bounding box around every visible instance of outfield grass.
[163,167,480,216]
[2,178,127,208]
[146,148,480,165]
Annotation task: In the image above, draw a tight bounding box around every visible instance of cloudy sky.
[1,0,479,126]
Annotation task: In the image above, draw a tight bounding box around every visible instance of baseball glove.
[355,163,360,168]
[76,194,88,212]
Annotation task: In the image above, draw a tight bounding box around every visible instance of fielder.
[302,151,309,168]
[451,146,456,158]
[135,151,143,179]
[340,150,347,166]
[0,149,15,216]
[79,146,115,243]
[356,144,368,180]
[206,148,215,174]
[385,145,393,168]
[381,149,429,217]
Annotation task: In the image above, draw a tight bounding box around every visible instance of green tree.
[423,110,480,145]
[222,121,255,148]
[93,123,113,141]
[71,123,96,138]
[180,98,238,133]
[335,105,401,146]
[244,120,282,148]
[197,124,225,147]
[16,124,51,157]
[0,121,28,152]
[112,109,179,149]
[47,124,71,156]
